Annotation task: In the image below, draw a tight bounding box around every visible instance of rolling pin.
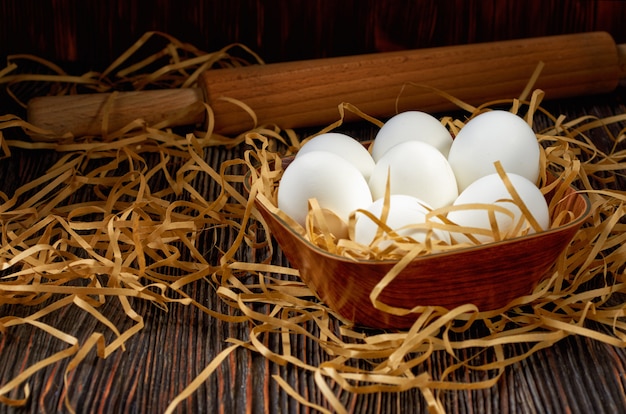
[27,31,626,137]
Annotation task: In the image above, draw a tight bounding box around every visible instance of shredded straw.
[1,32,626,414]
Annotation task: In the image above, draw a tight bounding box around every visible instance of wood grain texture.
[1,1,625,67]
[26,89,206,138]
[1,2,626,412]
[201,32,622,133]
[1,88,626,413]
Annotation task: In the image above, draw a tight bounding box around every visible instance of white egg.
[296,132,375,179]
[447,110,541,191]
[354,194,450,247]
[368,141,458,209]
[446,172,550,244]
[277,150,373,227]
[370,111,453,161]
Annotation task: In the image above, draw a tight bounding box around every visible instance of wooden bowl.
[249,167,591,329]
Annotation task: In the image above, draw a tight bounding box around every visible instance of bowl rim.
[249,172,592,265]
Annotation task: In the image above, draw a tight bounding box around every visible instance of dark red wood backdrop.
[1,0,625,68]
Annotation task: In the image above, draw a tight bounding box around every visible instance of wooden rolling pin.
[27,31,626,137]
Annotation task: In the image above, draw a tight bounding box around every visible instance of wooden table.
[1,85,626,413]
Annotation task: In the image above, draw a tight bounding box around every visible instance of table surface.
[1,85,626,413]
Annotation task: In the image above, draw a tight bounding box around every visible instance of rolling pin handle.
[617,44,626,80]
[26,88,206,138]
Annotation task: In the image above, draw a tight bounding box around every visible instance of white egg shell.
[446,172,550,244]
[277,150,373,227]
[370,111,453,161]
[447,110,541,192]
[368,141,458,209]
[354,194,451,247]
[297,132,375,179]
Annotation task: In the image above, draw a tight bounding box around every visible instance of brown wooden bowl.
[248,167,591,329]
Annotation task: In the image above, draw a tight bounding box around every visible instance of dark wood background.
[1,0,625,67]
[1,1,626,413]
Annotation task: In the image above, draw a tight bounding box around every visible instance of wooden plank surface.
[1,87,625,413]
[1,2,626,412]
